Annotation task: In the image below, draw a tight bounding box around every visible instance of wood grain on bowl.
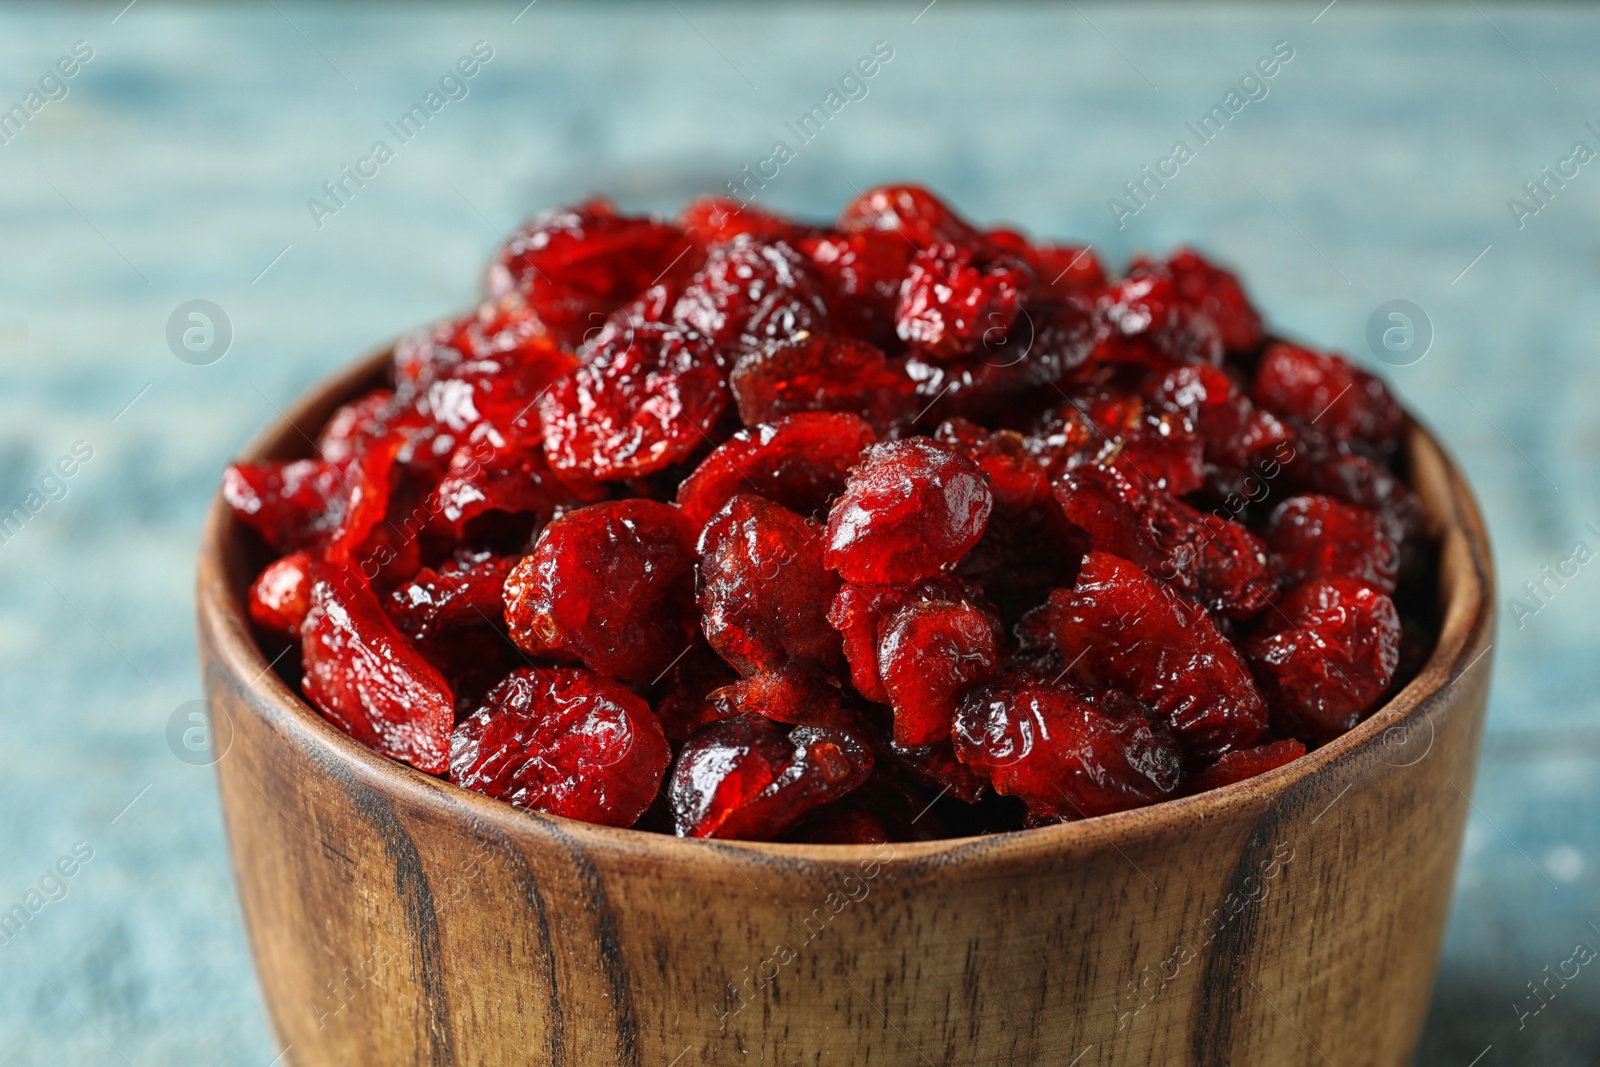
[197,347,1493,1067]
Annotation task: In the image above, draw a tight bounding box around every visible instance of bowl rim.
[198,340,1496,869]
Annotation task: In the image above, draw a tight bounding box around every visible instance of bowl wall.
[197,349,1495,1067]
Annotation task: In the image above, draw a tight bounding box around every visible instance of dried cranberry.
[669,715,874,839]
[223,459,345,553]
[1145,249,1264,354]
[953,674,1181,820]
[1147,364,1292,478]
[1263,494,1399,594]
[431,439,607,541]
[248,551,314,639]
[1242,578,1400,743]
[825,438,993,586]
[1091,269,1223,370]
[705,667,855,730]
[1050,552,1269,761]
[698,495,843,676]
[729,333,917,436]
[450,666,670,827]
[679,196,812,245]
[387,553,511,642]
[1020,242,1107,300]
[672,235,830,355]
[1188,739,1306,793]
[878,598,1002,746]
[895,242,1033,360]
[837,184,979,248]
[1252,342,1402,454]
[504,499,697,681]
[675,412,876,530]
[799,231,915,346]
[486,199,694,348]
[301,563,456,775]
[651,639,739,743]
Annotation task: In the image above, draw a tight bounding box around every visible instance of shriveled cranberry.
[886,738,989,804]
[1188,738,1306,793]
[1242,578,1400,743]
[675,412,876,530]
[1011,603,1064,676]
[1050,552,1269,761]
[669,714,874,839]
[301,563,456,775]
[895,242,1032,360]
[729,334,917,436]
[1147,364,1292,479]
[672,236,830,354]
[878,598,1002,746]
[223,458,345,553]
[1285,432,1422,549]
[1144,248,1264,354]
[698,495,842,676]
[1020,242,1107,300]
[1054,464,1274,619]
[323,432,406,566]
[799,231,915,346]
[431,439,607,541]
[651,639,739,743]
[825,438,993,585]
[485,199,694,348]
[705,667,855,730]
[934,420,1088,622]
[1264,493,1399,594]
[1092,269,1223,370]
[537,340,727,482]
[825,576,974,703]
[679,196,812,245]
[504,499,697,681]
[837,184,979,248]
[395,292,571,402]
[953,674,1181,820]
[387,553,511,642]
[318,390,406,467]
[248,551,314,639]
[1252,342,1402,454]
[450,666,670,827]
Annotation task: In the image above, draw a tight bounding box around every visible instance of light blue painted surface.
[0,3,1595,1063]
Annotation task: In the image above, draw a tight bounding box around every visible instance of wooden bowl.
[197,347,1494,1067]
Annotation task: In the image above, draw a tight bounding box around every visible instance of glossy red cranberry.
[1253,342,1402,454]
[825,438,993,585]
[300,562,456,775]
[837,184,979,248]
[675,412,876,530]
[504,499,697,681]
[248,551,315,639]
[672,235,830,354]
[386,553,511,642]
[1050,552,1269,762]
[450,666,670,827]
[1146,248,1264,354]
[728,333,917,436]
[698,495,843,676]
[894,242,1033,360]
[669,714,874,839]
[223,459,344,553]
[1264,493,1399,594]
[1242,578,1400,743]
[953,674,1181,820]
[1188,739,1306,793]
[799,231,915,346]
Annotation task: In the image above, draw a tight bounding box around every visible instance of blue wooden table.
[1,3,1595,1063]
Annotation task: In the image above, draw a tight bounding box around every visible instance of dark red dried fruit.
[698,495,842,676]
[799,231,915,346]
[878,598,1002,747]
[1148,364,1292,477]
[651,639,739,743]
[729,333,916,436]
[248,551,314,639]
[837,184,979,249]
[1188,739,1306,793]
[1029,386,1205,497]
[486,199,694,348]
[675,412,876,530]
[1019,242,1107,301]
[679,196,812,246]
[431,439,607,541]
[953,674,1181,820]
[387,553,511,642]
[672,235,830,354]
[1263,493,1399,594]
[825,438,993,586]
[450,666,670,827]
[301,563,455,775]
[669,714,873,839]
[223,459,345,554]
[1143,248,1264,354]
[895,242,1032,360]
[825,576,975,703]
[1252,342,1402,454]
[1054,463,1274,619]
[1242,578,1400,743]
[504,499,697,681]
[1050,552,1269,761]
[1091,269,1222,370]
[705,668,855,730]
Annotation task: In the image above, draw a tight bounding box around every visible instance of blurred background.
[0,2,1595,1063]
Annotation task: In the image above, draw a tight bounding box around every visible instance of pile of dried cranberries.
[225,185,1436,842]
